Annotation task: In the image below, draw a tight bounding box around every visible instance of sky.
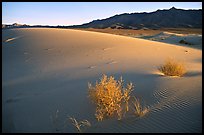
[2,2,202,26]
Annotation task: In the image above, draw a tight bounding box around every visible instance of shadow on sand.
[184,71,202,77]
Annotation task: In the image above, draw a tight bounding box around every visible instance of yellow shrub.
[88,74,134,121]
[158,58,186,77]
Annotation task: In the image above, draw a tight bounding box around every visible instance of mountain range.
[69,7,202,29]
[2,7,202,30]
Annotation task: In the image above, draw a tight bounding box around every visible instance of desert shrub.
[158,58,186,77]
[51,109,60,132]
[132,96,149,117]
[88,74,134,121]
[69,117,91,133]
[179,39,192,45]
[110,25,116,29]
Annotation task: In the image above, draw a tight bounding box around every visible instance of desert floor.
[2,28,202,133]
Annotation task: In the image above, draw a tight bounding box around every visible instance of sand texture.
[2,28,202,133]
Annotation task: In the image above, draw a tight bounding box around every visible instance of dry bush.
[179,39,192,45]
[69,117,91,133]
[88,74,134,121]
[132,96,149,117]
[158,58,186,77]
[50,109,60,132]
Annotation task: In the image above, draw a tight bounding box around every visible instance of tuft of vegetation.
[132,96,149,117]
[69,117,91,133]
[179,39,192,45]
[158,58,186,77]
[50,109,60,132]
[88,74,134,121]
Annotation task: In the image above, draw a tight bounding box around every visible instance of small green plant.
[132,96,149,117]
[69,117,91,133]
[158,58,186,77]
[88,74,134,121]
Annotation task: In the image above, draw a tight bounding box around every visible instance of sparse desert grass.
[179,39,192,45]
[88,74,134,121]
[69,117,91,133]
[158,58,186,77]
[50,109,60,132]
[132,96,149,117]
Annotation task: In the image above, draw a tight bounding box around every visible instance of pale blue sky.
[2,2,202,26]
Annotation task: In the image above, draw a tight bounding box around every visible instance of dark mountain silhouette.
[2,7,202,30]
[69,7,202,29]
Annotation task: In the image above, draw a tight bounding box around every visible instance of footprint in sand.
[44,48,54,51]
[103,47,112,51]
[184,50,189,53]
[107,60,118,65]
[25,57,32,62]
[88,66,97,69]
[6,98,21,103]
[24,52,29,55]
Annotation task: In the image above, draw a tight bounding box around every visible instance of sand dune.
[141,32,202,50]
[2,28,202,133]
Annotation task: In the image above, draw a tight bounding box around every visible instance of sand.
[2,28,202,133]
[140,32,202,50]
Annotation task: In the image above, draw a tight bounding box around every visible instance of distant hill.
[69,7,202,29]
[2,23,29,29]
[2,23,56,29]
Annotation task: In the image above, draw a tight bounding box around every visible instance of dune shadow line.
[185,71,202,77]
